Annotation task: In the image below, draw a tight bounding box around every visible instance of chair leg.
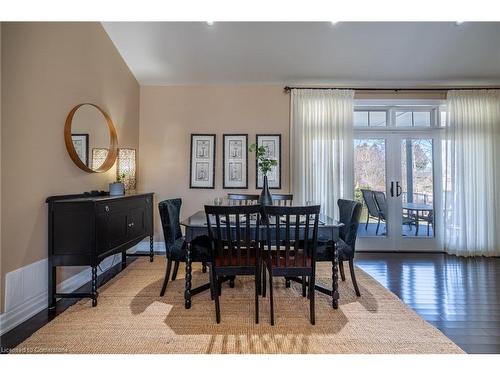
[160,259,172,296]
[349,259,361,297]
[285,277,291,288]
[302,276,307,297]
[427,222,430,236]
[262,263,267,297]
[208,264,215,300]
[309,272,315,325]
[339,261,346,281]
[255,268,260,324]
[376,218,380,235]
[171,261,179,280]
[214,275,221,324]
[365,215,369,230]
[202,262,207,273]
[268,267,274,326]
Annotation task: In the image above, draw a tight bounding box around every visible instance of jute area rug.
[13,257,464,354]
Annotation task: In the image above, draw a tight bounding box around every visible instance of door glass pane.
[369,111,387,126]
[401,139,434,237]
[396,111,413,127]
[354,111,369,126]
[413,111,431,126]
[354,139,387,237]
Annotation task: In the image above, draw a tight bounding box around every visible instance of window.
[354,105,443,128]
[354,110,387,127]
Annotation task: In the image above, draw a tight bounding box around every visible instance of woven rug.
[13,257,463,354]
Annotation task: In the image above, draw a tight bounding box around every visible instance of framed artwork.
[256,134,281,189]
[223,134,248,189]
[71,134,89,167]
[190,134,216,189]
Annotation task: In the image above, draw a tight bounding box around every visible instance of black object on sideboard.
[46,192,154,308]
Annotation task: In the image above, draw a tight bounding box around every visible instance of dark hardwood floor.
[2,252,499,354]
[356,252,500,354]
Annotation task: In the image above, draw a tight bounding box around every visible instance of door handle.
[396,182,402,197]
[390,181,395,197]
[128,222,135,228]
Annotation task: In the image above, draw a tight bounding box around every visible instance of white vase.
[109,182,125,196]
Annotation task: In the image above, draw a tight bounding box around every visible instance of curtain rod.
[283,86,500,92]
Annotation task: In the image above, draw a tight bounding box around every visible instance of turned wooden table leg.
[332,243,339,309]
[149,235,154,262]
[91,266,98,307]
[184,246,192,309]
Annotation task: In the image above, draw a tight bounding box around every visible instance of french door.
[354,131,443,252]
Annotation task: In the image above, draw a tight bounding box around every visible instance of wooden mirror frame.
[64,103,118,173]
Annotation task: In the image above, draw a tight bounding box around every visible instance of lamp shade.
[117,148,136,191]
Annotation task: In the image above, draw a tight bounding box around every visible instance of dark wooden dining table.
[181,210,344,309]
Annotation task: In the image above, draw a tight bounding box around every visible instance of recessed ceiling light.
[330,21,338,25]
[455,21,465,25]
[206,21,214,26]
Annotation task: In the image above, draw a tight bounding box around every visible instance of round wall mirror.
[64,103,118,173]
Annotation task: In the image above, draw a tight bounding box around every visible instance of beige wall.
[139,85,290,240]
[0,22,3,313]
[0,22,140,313]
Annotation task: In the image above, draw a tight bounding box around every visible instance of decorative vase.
[109,182,125,196]
[259,175,273,206]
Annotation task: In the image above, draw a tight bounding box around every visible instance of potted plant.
[249,143,278,206]
[109,173,126,196]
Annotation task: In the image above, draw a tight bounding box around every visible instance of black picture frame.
[71,133,89,167]
[223,134,248,189]
[255,134,281,190]
[189,134,216,189]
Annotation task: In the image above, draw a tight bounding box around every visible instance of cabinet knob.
[105,205,110,212]
[128,222,135,228]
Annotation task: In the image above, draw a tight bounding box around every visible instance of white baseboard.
[0,249,133,336]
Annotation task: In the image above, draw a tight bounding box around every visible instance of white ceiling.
[102,22,500,86]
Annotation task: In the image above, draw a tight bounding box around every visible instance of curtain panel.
[445,90,500,256]
[290,89,354,219]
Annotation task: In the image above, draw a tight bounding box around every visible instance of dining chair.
[272,194,293,206]
[332,199,363,297]
[361,189,381,231]
[205,204,262,324]
[227,193,259,205]
[262,205,320,325]
[158,198,211,297]
[372,191,387,235]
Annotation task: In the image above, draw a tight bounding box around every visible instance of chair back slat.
[205,204,261,268]
[263,205,320,270]
[285,215,290,267]
[227,194,259,206]
[272,194,293,206]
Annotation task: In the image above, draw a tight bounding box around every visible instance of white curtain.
[290,89,354,219]
[444,90,500,256]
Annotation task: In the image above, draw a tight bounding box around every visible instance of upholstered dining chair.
[262,205,321,325]
[158,198,211,297]
[315,199,363,297]
[205,204,262,324]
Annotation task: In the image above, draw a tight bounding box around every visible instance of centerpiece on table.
[249,143,278,206]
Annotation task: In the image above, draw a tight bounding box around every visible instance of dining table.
[181,210,344,309]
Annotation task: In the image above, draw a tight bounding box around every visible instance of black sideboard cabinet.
[46,192,154,308]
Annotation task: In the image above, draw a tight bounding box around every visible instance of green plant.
[116,173,126,184]
[249,143,277,176]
